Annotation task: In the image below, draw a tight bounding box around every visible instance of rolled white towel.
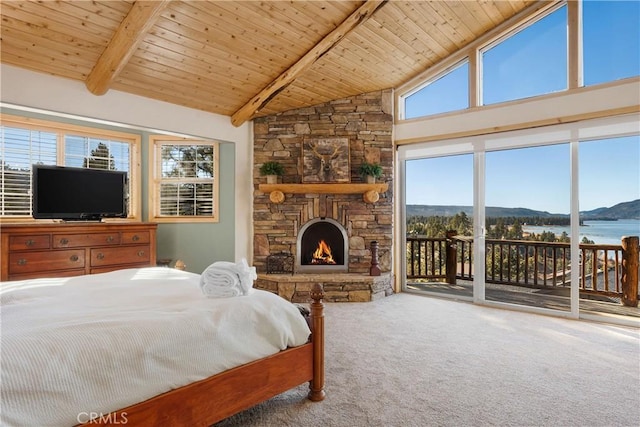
[199,259,258,298]
[201,263,239,287]
[200,262,241,298]
[200,280,242,298]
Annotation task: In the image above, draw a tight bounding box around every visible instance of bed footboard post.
[308,283,326,401]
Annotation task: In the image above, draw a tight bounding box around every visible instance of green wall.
[145,139,236,273]
[2,108,236,273]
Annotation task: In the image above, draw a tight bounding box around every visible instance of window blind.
[0,126,57,216]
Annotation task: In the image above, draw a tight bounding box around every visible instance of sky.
[405,1,640,213]
[407,136,640,213]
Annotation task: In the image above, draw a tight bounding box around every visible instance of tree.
[83,142,115,170]
[450,212,472,236]
[507,220,524,240]
[159,145,214,216]
[539,231,557,242]
[161,145,213,178]
[489,217,508,239]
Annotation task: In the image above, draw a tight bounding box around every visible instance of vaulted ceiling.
[1,0,538,126]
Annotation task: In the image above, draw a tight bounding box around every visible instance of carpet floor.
[215,293,640,427]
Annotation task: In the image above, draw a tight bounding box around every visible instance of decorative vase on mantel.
[266,174,278,184]
[259,161,284,185]
[359,162,383,185]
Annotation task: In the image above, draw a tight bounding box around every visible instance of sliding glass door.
[578,135,640,320]
[404,154,474,299]
[484,144,571,313]
[399,115,639,324]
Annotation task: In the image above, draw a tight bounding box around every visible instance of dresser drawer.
[9,250,85,274]
[90,245,151,267]
[122,231,150,245]
[9,235,51,251]
[1,222,156,281]
[53,233,121,248]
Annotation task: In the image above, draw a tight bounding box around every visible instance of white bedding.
[0,267,311,427]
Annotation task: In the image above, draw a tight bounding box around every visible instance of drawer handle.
[132,235,140,242]
[106,236,115,243]
[137,250,145,257]
[17,258,27,266]
[70,255,79,262]
[97,253,105,260]
[25,239,35,247]
[60,238,69,245]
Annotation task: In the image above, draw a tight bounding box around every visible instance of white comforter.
[0,268,311,427]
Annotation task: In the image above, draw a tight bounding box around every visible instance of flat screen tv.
[32,165,128,221]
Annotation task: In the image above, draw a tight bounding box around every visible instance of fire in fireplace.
[296,218,348,273]
[311,240,336,265]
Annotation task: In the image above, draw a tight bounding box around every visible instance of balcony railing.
[406,234,639,307]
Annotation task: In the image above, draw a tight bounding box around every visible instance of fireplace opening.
[310,240,336,265]
[296,218,348,273]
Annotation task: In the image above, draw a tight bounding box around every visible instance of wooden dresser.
[1,222,157,281]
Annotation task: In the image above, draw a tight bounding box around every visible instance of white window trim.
[149,135,219,223]
[0,114,141,222]
[395,77,640,146]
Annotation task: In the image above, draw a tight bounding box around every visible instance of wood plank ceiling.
[1,0,537,126]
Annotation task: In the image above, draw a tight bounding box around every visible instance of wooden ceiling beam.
[85,0,171,96]
[230,0,388,127]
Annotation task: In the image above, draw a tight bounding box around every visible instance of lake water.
[523,219,640,245]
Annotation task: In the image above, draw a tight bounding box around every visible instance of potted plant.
[259,161,285,184]
[359,162,383,184]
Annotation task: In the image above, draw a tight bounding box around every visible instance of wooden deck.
[406,280,640,319]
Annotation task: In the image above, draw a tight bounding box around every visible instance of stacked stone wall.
[253,89,394,276]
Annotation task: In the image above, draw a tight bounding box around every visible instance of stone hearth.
[252,89,394,301]
[256,273,393,303]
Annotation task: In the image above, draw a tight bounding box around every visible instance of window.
[583,0,640,86]
[404,60,469,119]
[0,115,140,220]
[150,136,219,223]
[399,1,639,122]
[579,135,640,216]
[481,5,568,105]
[65,136,130,172]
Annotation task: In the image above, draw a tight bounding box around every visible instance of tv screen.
[32,165,128,220]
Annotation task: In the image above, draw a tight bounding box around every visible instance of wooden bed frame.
[84,283,325,426]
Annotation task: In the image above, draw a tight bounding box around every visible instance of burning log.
[311,240,337,265]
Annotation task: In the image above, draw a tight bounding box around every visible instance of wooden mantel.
[258,183,389,204]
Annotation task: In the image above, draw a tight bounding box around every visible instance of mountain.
[407,199,640,220]
[406,205,563,218]
[580,199,640,220]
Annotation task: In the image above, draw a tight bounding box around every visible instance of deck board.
[407,280,640,319]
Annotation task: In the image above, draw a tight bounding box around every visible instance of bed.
[0,267,325,426]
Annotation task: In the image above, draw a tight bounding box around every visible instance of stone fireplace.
[252,90,394,302]
[296,218,348,273]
